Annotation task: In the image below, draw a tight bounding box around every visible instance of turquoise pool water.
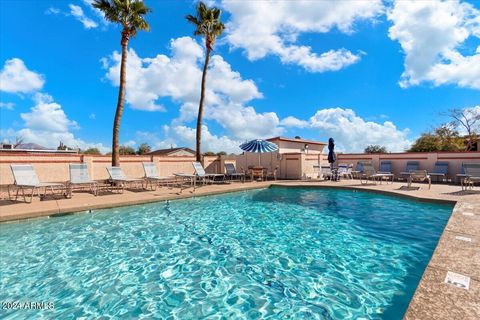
[0,187,452,319]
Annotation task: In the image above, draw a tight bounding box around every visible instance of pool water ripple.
[0,186,452,319]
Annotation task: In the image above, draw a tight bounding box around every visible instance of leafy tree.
[186,2,224,162]
[409,124,464,152]
[93,0,151,166]
[136,143,151,155]
[203,151,216,156]
[434,125,464,151]
[57,141,69,151]
[119,145,136,155]
[364,145,387,153]
[83,148,102,155]
[445,108,480,151]
[216,151,227,156]
[409,134,441,152]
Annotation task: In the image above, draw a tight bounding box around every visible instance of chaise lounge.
[143,162,174,190]
[192,162,225,184]
[67,163,98,197]
[224,163,245,182]
[106,166,144,192]
[429,161,449,183]
[406,170,431,189]
[9,164,66,203]
[461,163,480,190]
[400,161,420,179]
[359,161,394,184]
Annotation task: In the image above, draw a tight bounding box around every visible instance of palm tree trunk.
[112,34,129,166]
[196,47,211,162]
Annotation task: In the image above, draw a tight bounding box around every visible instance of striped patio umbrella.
[240,139,278,153]
[240,139,279,166]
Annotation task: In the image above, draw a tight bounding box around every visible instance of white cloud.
[89,113,96,119]
[103,37,282,141]
[0,58,45,93]
[172,125,242,154]
[0,102,15,110]
[206,104,283,140]
[15,95,107,152]
[45,7,60,15]
[132,124,243,154]
[123,140,136,147]
[82,0,108,25]
[281,116,309,128]
[388,0,480,89]
[69,4,98,29]
[103,37,262,112]
[283,108,411,152]
[20,95,78,133]
[222,0,383,72]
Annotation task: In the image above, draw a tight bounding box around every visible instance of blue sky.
[1,0,479,153]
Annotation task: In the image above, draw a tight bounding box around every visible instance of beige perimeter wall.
[1,151,479,184]
[336,152,480,182]
[0,153,199,185]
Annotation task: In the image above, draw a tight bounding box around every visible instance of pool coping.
[0,182,272,223]
[1,180,479,319]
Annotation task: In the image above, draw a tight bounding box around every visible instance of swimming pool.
[0,186,453,319]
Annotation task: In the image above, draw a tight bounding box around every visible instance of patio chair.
[429,162,449,183]
[337,163,353,179]
[352,162,365,179]
[67,163,98,197]
[106,166,144,192]
[379,161,392,174]
[173,172,197,190]
[224,163,245,182]
[264,166,278,181]
[400,161,420,178]
[456,163,468,185]
[359,162,394,184]
[406,170,431,189]
[461,163,480,190]
[321,165,333,180]
[192,162,225,184]
[8,164,66,203]
[143,162,174,190]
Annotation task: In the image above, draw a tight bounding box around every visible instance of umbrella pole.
[258,153,261,167]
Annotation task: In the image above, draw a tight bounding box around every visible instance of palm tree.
[186,2,224,162]
[92,0,151,166]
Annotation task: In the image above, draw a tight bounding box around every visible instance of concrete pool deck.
[0,179,479,319]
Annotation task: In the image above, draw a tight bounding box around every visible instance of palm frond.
[93,0,150,36]
[185,1,224,45]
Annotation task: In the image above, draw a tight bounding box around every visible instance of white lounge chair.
[407,170,431,189]
[461,163,480,190]
[224,163,245,182]
[8,164,66,203]
[337,163,353,179]
[173,172,197,190]
[106,166,144,192]
[142,162,174,190]
[429,161,449,183]
[379,161,392,174]
[67,163,98,197]
[400,161,420,179]
[321,165,333,180]
[359,162,394,184]
[192,161,225,183]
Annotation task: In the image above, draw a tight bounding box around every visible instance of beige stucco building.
[267,136,327,154]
